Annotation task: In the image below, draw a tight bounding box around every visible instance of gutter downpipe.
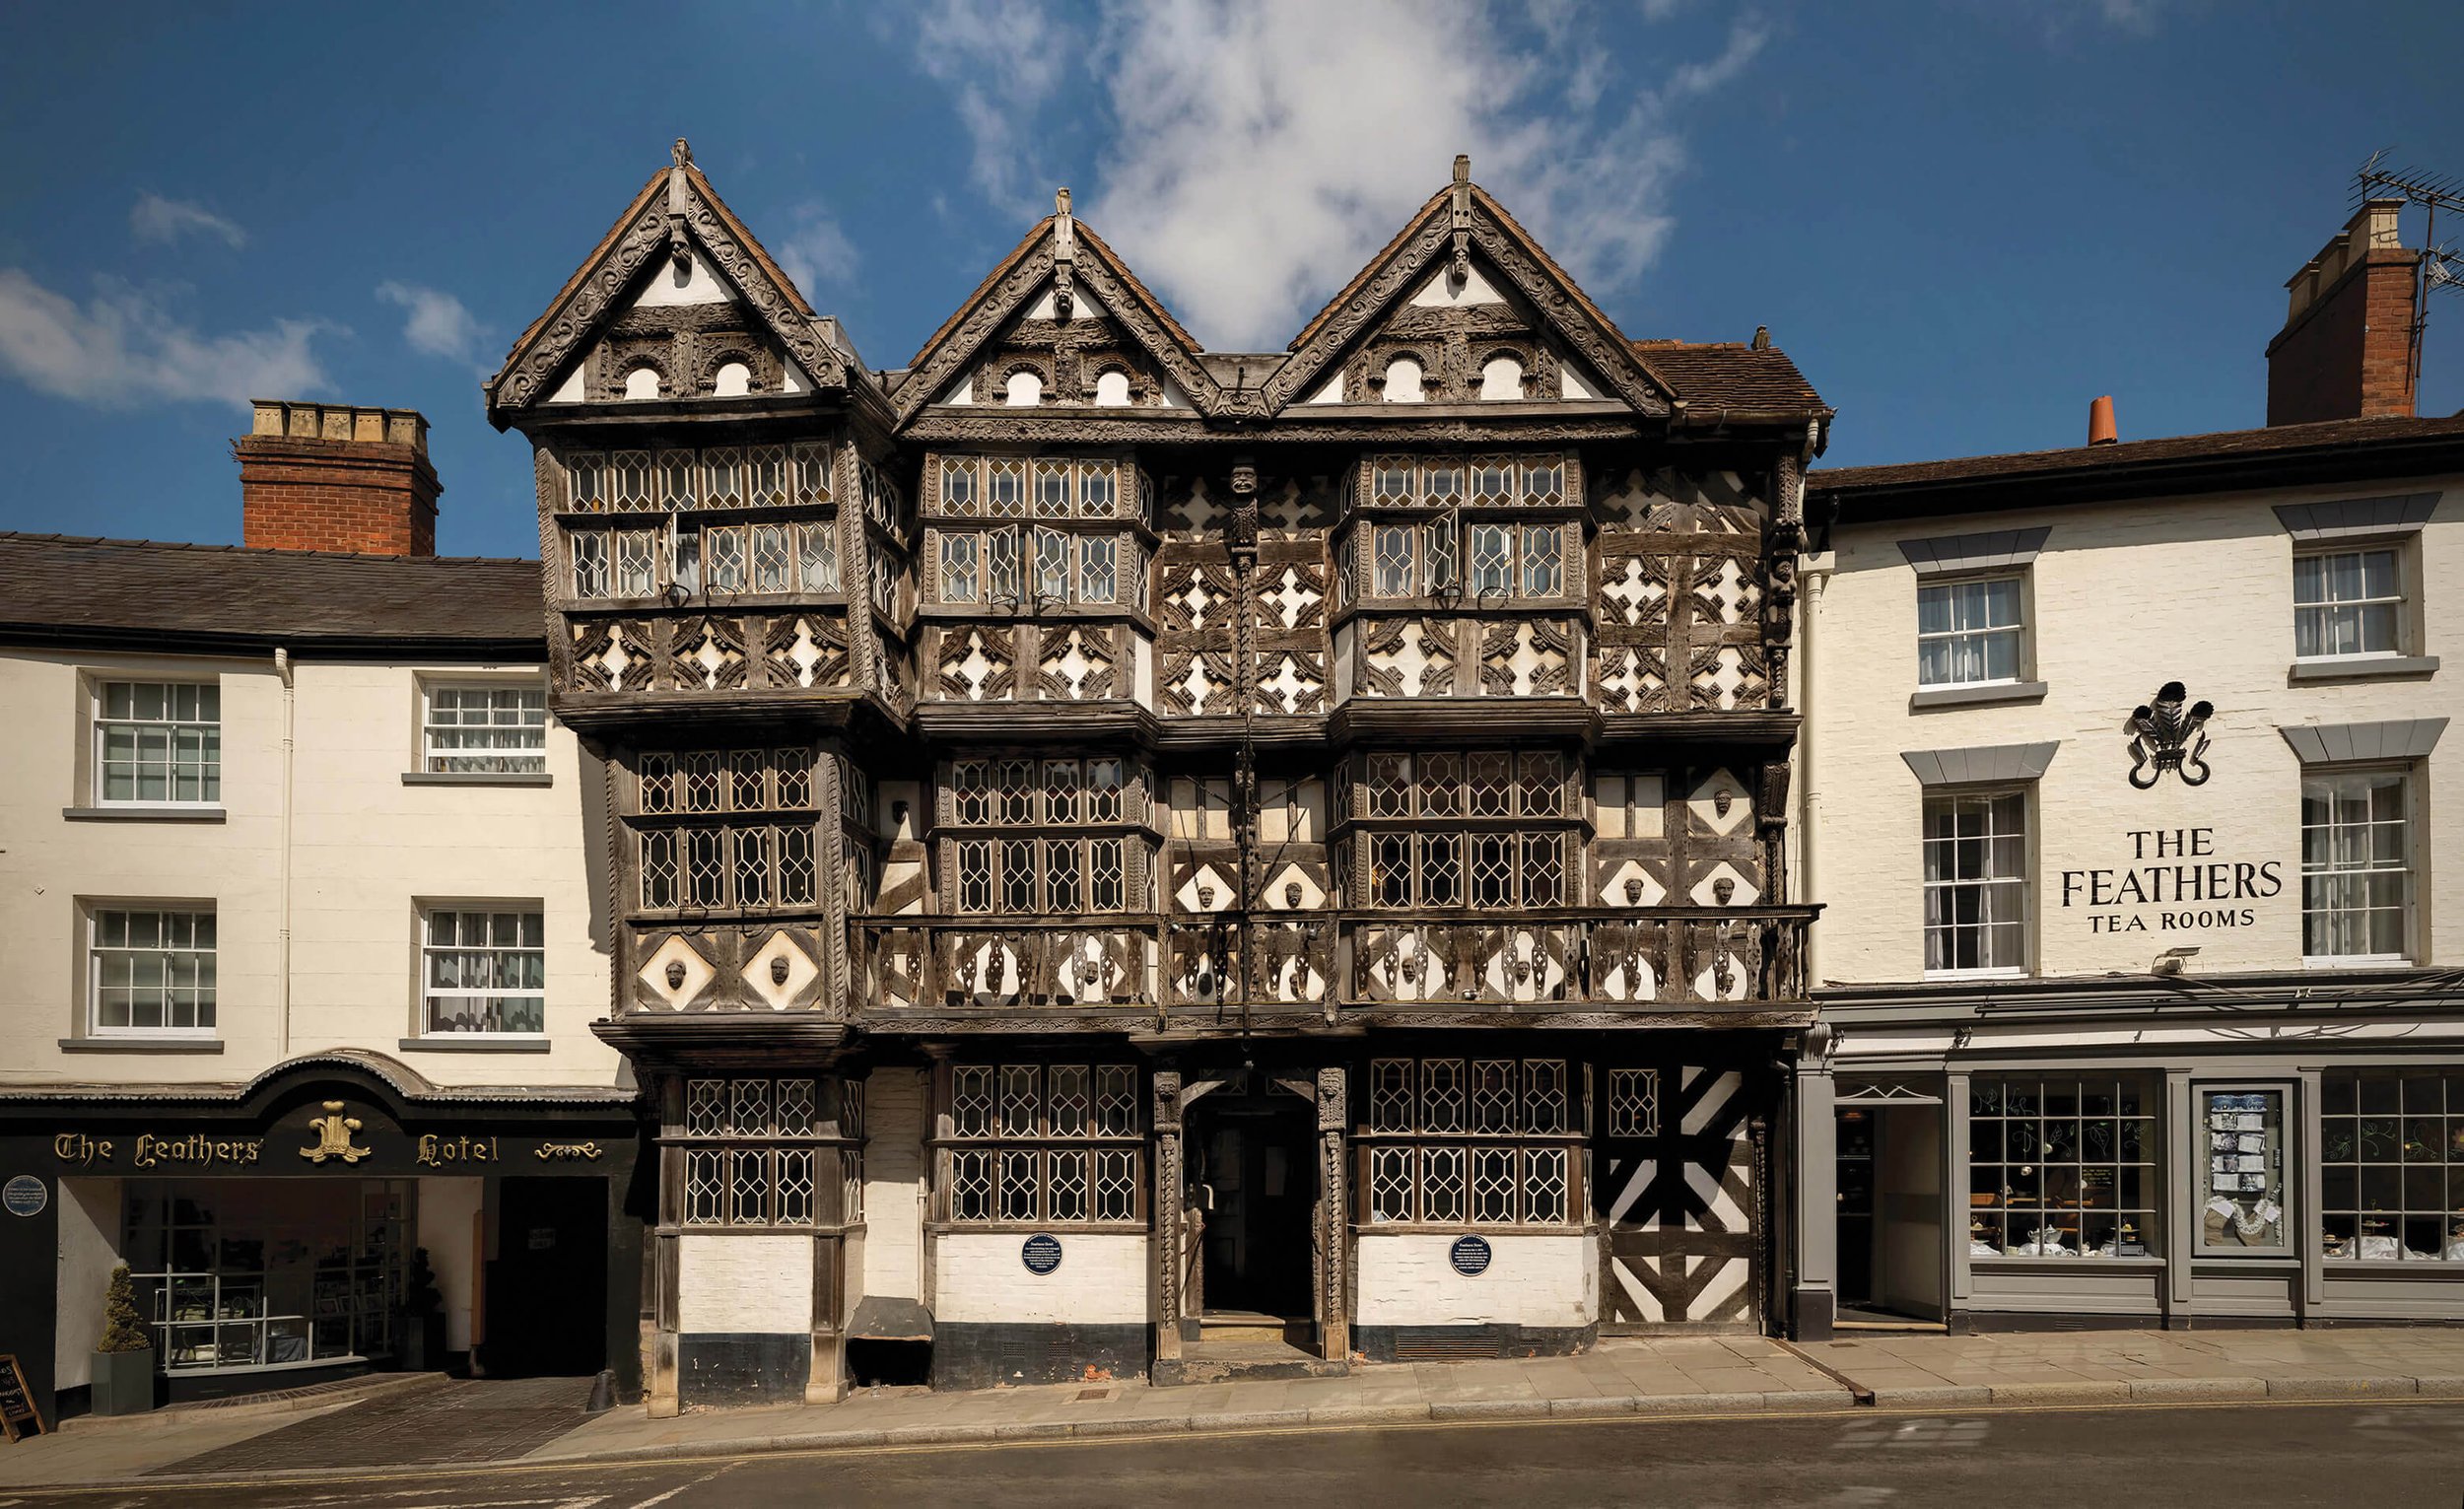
[274,647,295,1059]
[1797,496,1832,995]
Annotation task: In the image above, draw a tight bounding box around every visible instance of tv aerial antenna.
[2354,151,2464,398]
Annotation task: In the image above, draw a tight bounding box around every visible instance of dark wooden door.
[483,1177,607,1377]
[1192,1095,1316,1317]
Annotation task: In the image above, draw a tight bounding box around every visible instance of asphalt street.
[8,1401,2463,1509]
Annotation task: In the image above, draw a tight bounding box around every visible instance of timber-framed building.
[484,142,1830,1409]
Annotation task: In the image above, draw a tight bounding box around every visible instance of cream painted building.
[0,408,644,1418]
[1789,203,2464,1334]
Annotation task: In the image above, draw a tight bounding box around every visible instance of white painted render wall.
[1354,1233,1597,1328]
[676,1234,813,1334]
[415,1176,485,1351]
[0,650,622,1090]
[858,1068,926,1301]
[932,1233,1147,1324]
[1811,478,2464,984]
[52,1179,117,1390]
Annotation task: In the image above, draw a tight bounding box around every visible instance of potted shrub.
[91,1265,154,1415]
[400,1247,447,1372]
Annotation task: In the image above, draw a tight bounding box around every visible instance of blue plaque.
[1021,1233,1063,1274]
[3,1175,45,1218]
[1449,1233,1492,1276]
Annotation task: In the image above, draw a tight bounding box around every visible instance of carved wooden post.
[1151,1068,1185,1361]
[1317,1064,1349,1360]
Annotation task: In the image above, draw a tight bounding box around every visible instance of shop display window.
[2321,1070,2464,1262]
[122,1181,407,1373]
[1967,1075,2158,1259]
[2197,1087,2290,1254]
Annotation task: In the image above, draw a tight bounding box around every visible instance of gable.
[487,144,850,419]
[1287,253,1616,407]
[897,199,1219,423]
[1263,168,1670,418]
[925,274,1196,410]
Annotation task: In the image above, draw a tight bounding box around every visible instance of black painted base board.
[1352,1322,1593,1362]
[931,1322,1148,1391]
[677,1333,810,1407]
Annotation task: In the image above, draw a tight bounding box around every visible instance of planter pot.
[90,1346,155,1416]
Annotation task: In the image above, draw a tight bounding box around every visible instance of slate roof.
[1808,414,2464,520]
[1630,341,1827,415]
[0,533,546,653]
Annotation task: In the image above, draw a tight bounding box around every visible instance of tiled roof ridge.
[0,531,538,568]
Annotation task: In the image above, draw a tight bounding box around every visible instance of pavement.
[5,1328,2464,1492]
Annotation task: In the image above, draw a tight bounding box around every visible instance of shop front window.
[1967,1075,2157,1259]
[123,1180,407,1372]
[2198,1087,2290,1254]
[2321,1070,2464,1262]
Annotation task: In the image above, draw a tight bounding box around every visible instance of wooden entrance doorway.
[1187,1087,1317,1321]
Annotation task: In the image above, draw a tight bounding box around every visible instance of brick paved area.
[154,1377,596,1474]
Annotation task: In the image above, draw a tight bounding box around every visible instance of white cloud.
[910,0,1072,217]
[907,0,1774,349]
[776,204,862,297]
[0,268,329,407]
[376,280,485,365]
[129,193,247,250]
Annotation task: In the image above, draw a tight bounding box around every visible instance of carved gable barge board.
[895,218,1224,426]
[852,1007,1816,1036]
[1265,181,1675,420]
[486,159,886,429]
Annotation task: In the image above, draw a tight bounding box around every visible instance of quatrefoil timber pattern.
[1594,467,1775,714]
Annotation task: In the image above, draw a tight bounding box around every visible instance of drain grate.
[1393,1325,1506,1361]
[1076,1387,1114,1402]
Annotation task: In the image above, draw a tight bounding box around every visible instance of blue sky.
[2,1,2459,560]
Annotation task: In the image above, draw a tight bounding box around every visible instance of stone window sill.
[62,805,228,823]
[60,1036,225,1054]
[1909,680,2049,712]
[2288,655,2438,683]
[400,771,554,788]
[397,1036,553,1054]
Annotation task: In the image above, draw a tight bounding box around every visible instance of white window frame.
[87,905,218,1039]
[419,906,547,1038]
[91,679,221,808]
[2300,765,2416,967]
[419,682,547,776]
[2293,543,2408,661]
[1921,787,2032,979]
[1916,574,2027,689]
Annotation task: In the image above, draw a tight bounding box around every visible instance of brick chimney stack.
[2265,199,2421,427]
[236,400,441,555]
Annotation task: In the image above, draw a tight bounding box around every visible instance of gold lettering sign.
[53,1132,263,1168]
[416,1134,499,1167]
[300,1102,371,1165]
[534,1141,603,1162]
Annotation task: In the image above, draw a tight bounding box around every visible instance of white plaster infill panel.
[932,1232,1148,1324]
[1354,1232,1597,1328]
[678,1234,813,1334]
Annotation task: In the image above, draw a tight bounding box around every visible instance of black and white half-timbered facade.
[485,143,1830,1410]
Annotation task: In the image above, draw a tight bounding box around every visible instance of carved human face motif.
[665,960,688,991]
[1713,876,1736,906]
[1197,884,1216,910]
[1284,880,1304,909]
[1624,877,1645,906]
[1714,789,1735,819]
[770,954,791,986]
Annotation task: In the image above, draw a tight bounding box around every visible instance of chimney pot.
[236,400,440,556]
[2088,394,2118,446]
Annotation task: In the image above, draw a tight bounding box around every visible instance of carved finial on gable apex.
[1052,186,1076,321]
[1449,154,1473,283]
[665,141,693,278]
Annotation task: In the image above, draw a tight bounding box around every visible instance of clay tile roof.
[0,533,546,652]
[1630,340,1827,414]
[1810,413,2464,496]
